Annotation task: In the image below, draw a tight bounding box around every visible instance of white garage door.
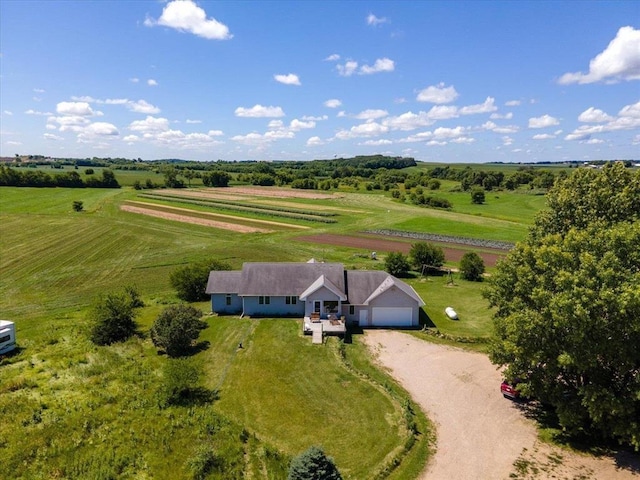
[371,307,413,327]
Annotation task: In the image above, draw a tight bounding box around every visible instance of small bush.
[288,446,342,480]
[89,287,142,345]
[459,252,485,281]
[471,187,485,204]
[187,445,218,480]
[384,252,411,277]
[150,305,206,357]
[158,358,214,407]
[72,200,84,212]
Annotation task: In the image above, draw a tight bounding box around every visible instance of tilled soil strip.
[120,204,272,233]
[124,200,310,230]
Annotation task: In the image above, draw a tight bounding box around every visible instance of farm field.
[0,181,544,478]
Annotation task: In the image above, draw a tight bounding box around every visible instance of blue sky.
[1,1,638,163]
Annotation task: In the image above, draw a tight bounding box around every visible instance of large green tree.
[486,163,640,449]
[170,259,231,302]
[409,242,445,270]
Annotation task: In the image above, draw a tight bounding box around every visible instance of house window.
[285,296,297,305]
[0,335,10,343]
[259,296,270,305]
[225,294,232,306]
[349,305,355,315]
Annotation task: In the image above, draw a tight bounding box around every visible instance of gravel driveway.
[362,330,638,480]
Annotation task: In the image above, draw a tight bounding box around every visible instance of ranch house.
[205,261,425,331]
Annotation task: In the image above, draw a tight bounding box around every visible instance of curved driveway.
[362,330,636,480]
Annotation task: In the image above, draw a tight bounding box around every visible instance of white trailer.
[0,320,16,354]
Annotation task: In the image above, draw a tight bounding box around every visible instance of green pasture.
[0,186,439,479]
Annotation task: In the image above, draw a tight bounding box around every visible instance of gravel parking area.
[363,330,638,480]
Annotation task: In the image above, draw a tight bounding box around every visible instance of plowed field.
[296,233,505,266]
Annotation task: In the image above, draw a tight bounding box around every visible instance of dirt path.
[362,330,638,480]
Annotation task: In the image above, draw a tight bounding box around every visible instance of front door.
[314,301,321,313]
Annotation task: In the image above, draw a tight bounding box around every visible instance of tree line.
[0,166,120,188]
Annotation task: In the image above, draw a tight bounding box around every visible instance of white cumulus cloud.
[460,97,497,115]
[366,13,388,26]
[147,79,158,86]
[416,83,458,104]
[274,73,301,86]
[529,114,560,128]
[56,101,96,116]
[337,60,359,77]
[578,107,614,123]
[558,26,640,84]
[325,54,340,62]
[83,122,119,136]
[533,133,556,140]
[505,100,521,106]
[145,0,232,40]
[44,133,64,141]
[354,109,388,120]
[360,58,395,75]
[324,99,342,108]
[235,104,285,118]
[128,99,161,114]
[129,116,170,133]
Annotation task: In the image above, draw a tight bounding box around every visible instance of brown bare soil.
[363,330,639,480]
[120,204,273,233]
[296,233,505,267]
[216,186,342,199]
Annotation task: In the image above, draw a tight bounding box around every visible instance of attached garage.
[371,307,414,327]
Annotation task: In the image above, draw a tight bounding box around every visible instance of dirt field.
[363,330,639,480]
[296,233,505,267]
[120,204,273,233]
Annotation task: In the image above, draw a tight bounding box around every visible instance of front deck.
[303,315,346,344]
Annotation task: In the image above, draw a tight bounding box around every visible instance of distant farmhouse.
[206,261,424,331]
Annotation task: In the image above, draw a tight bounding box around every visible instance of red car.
[500,380,521,400]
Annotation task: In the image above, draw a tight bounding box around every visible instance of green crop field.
[0,179,546,478]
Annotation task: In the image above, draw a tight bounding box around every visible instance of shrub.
[170,259,231,302]
[157,357,214,407]
[384,252,411,277]
[409,242,445,270]
[72,200,84,212]
[459,252,485,281]
[427,179,440,190]
[187,445,219,480]
[288,446,342,480]
[150,305,206,357]
[89,287,142,345]
[471,187,485,204]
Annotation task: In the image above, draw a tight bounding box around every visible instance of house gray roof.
[206,262,424,307]
[345,270,424,306]
[209,262,346,297]
[206,271,242,294]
